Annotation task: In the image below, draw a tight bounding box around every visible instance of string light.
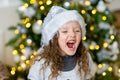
[19,3,28,12]
[10,67,16,75]
[108,66,113,72]
[30,0,36,4]
[20,6,26,11]
[17,66,22,71]
[82,36,86,40]
[21,49,25,53]
[89,45,94,50]
[90,25,94,31]
[81,10,86,14]
[33,51,37,56]
[118,69,120,73]
[110,34,115,40]
[102,16,107,21]
[102,63,106,67]
[95,45,100,50]
[92,9,97,14]
[102,72,106,76]
[26,60,30,64]
[85,0,91,6]
[14,29,19,34]
[21,56,26,61]
[98,64,102,68]
[30,55,35,59]
[11,70,15,75]
[21,63,26,69]
[22,18,30,24]
[39,1,43,5]
[26,23,31,28]
[40,6,45,10]
[23,3,29,8]
[12,50,18,55]
[20,44,24,49]
[37,20,42,25]
[103,42,108,48]
[12,67,16,71]
[46,0,52,5]
[21,34,27,39]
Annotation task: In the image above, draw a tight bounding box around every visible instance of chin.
[66,52,76,56]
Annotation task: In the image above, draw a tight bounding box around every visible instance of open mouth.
[67,41,75,48]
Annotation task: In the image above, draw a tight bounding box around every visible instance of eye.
[75,29,80,32]
[61,30,68,33]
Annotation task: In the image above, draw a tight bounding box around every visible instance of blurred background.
[0,0,120,80]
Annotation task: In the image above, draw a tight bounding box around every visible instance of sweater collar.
[62,55,77,71]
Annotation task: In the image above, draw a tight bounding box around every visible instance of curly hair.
[36,34,90,80]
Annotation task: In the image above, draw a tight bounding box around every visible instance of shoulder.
[86,53,97,79]
[27,58,45,80]
[30,57,45,71]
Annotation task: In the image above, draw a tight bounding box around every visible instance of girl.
[28,6,96,80]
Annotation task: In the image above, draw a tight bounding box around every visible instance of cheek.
[58,35,66,47]
[58,33,66,41]
[77,35,81,43]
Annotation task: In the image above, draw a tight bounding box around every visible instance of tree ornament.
[32,22,42,34]
[98,22,110,29]
[110,55,117,61]
[23,7,35,18]
[90,0,97,5]
[26,38,32,45]
[97,0,106,12]
[78,0,84,5]
[23,47,32,59]
[105,10,110,14]
[97,48,111,61]
[17,26,27,34]
[109,41,119,55]
[63,1,70,8]
[97,63,109,74]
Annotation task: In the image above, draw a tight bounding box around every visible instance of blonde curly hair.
[35,34,90,80]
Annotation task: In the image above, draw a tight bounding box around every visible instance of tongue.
[67,43,74,48]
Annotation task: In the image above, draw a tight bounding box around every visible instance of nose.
[69,31,75,38]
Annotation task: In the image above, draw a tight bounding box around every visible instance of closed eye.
[61,30,68,33]
[75,30,80,32]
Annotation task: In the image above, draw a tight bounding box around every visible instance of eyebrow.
[59,27,67,30]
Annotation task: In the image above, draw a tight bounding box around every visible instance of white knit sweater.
[28,53,96,80]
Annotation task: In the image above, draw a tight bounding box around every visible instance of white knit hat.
[38,6,86,53]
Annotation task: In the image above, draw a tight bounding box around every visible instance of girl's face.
[58,21,82,56]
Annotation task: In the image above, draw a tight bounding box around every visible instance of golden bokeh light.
[14,29,19,34]
[92,9,97,14]
[90,25,94,31]
[102,16,107,21]
[46,0,52,5]
[21,34,27,39]
[110,35,115,40]
[20,44,24,49]
[81,10,86,14]
[103,42,108,48]
[102,72,106,76]
[26,23,31,28]
[12,50,18,55]
[40,6,45,10]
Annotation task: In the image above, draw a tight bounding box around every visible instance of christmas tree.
[6,0,120,80]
